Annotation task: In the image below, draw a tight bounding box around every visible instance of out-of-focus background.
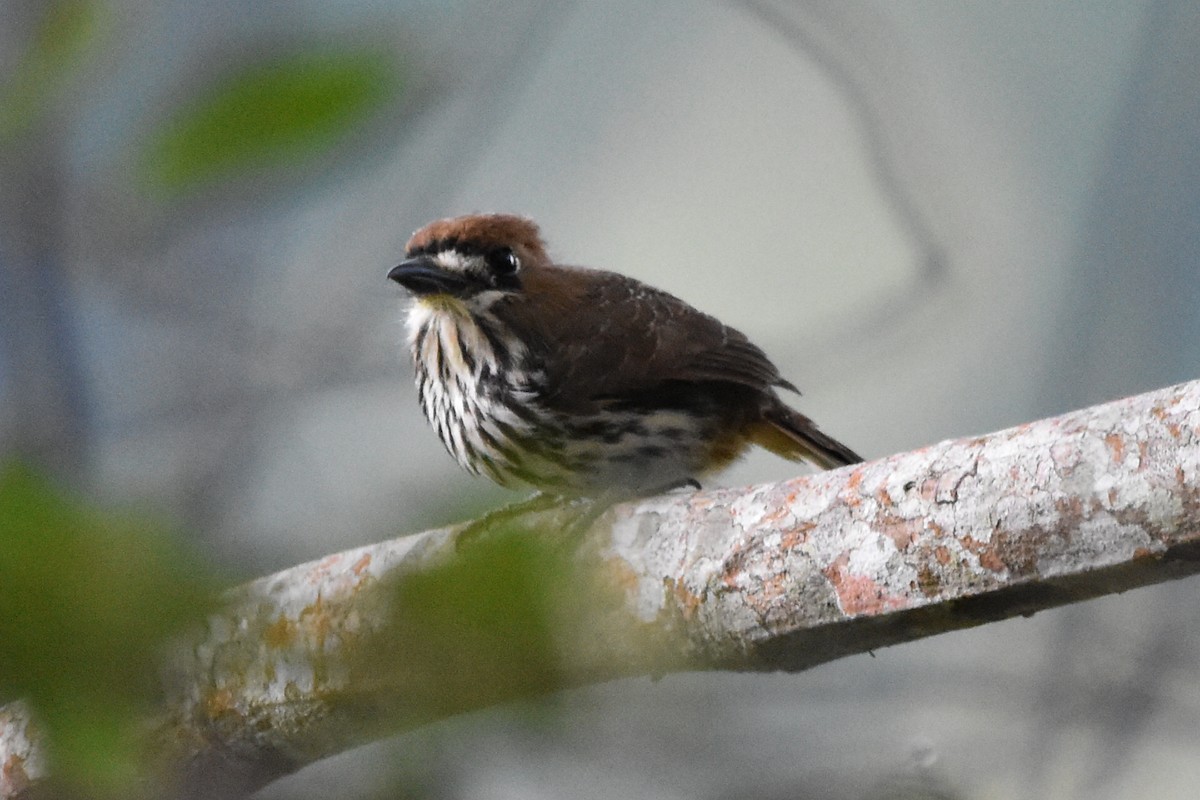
[2,0,1198,797]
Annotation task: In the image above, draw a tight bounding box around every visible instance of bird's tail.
[751,403,863,470]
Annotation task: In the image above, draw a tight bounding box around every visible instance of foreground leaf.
[0,463,220,793]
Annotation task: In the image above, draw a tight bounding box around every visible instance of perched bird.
[388,214,861,501]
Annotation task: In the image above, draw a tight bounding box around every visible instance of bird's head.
[388,214,550,310]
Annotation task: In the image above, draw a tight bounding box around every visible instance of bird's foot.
[455,491,622,548]
[454,492,567,550]
[454,478,701,551]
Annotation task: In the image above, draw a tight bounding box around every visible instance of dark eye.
[489,247,520,276]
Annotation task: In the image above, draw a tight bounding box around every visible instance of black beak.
[387,256,471,297]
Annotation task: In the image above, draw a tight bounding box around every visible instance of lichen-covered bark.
[3,379,1199,798]
[604,379,1200,670]
[0,704,41,799]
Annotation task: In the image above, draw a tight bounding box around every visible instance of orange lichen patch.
[878,514,921,551]
[204,688,239,721]
[299,593,333,652]
[1132,546,1158,560]
[1150,403,1183,436]
[780,521,816,550]
[977,548,1006,573]
[1059,494,1084,523]
[263,615,297,649]
[840,469,864,506]
[305,553,344,585]
[758,570,787,598]
[351,552,372,576]
[875,485,895,509]
[822,554,906,616]
[833,573,904,615]
[991,527,1046,575]
[1105,433,1126,464]
[738,567,793,626]
[664,576,703,620]
[1138,440,1150,470]
[757,498,796,528]
[934,545,952,565]
[956,534,1007,574]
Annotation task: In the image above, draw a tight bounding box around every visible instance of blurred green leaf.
[0,462,221,794]
[33,0,98,64]
[142,48,400,193]
[362,529,578,722]
[0,0,102,141]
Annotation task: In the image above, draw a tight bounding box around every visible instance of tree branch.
[4,379,1199,798]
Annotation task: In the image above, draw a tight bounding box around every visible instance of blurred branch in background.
[3,377,1198,799]
[0,0,412,536]
[0,0,104,479]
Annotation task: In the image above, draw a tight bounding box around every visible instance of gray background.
[2,1,1198,798]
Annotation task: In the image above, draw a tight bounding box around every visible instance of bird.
[388,213,861,505]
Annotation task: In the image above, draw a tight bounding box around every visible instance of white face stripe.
[433,250,473,274]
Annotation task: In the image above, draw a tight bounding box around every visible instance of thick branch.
[4,379,1200,798]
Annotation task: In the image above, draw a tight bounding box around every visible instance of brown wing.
[505,264,794,411]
